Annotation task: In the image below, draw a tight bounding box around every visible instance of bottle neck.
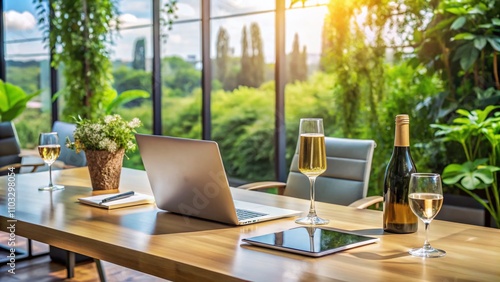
[394,122,410,147]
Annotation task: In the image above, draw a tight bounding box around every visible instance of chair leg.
[66,251,75,278]
[95,258,106,282]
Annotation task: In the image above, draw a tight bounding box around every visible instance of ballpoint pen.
[99,191,135,204]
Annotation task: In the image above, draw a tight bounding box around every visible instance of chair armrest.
[348,195,383,209]
[0,163,22,172]
[236,181,287,195]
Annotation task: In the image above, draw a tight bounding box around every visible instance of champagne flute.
[38,132,64,191]
[408,173,445,257]
[295,118,329,225]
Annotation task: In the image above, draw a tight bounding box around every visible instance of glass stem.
[423,222,431,250]
[48,164,53,187]
[308,176,317,217]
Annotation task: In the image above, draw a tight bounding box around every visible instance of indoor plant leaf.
[105,90,150,114]
[442,159,494,190]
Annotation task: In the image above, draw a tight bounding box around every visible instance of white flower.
[128,118,141,128]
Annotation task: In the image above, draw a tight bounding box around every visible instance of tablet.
[242,227,379,257]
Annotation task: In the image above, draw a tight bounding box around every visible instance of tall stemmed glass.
[295,118,329,225]
[38,132,64,191]
[408,173,445,257]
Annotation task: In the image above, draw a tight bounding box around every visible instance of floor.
[0,234,168,281]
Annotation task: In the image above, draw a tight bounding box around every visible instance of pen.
[99,191,135,204]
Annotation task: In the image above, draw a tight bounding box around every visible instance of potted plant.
[431,105,500,228]
[66,114,142,190]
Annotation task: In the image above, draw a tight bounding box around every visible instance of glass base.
[409,247,446,258]
[295,215,329,225]
[38,184,65,191]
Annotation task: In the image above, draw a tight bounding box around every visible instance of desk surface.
[1,167,500,281]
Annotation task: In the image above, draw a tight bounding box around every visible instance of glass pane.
[161,19,202,140]
[4,0,51,149]
[113,0,153,169]
[162,0,200,21]
[211,11,275,182]
[211,0,275,18]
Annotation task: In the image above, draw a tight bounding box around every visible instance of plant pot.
[85,149,124,190]
[435,194,492,227]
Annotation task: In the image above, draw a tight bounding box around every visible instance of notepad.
[78,193,155,209]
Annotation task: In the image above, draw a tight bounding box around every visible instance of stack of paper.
[78,192,155,209]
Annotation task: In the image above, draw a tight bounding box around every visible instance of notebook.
[78,192,155,209]
[135,134,302,225]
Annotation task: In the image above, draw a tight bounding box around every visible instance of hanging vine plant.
[34,0,120,120]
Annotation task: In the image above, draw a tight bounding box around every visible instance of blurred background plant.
[432,106,500,227]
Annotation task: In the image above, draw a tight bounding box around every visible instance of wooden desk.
[1,167,499,281]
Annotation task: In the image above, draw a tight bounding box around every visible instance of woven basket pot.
[85,149,125,190]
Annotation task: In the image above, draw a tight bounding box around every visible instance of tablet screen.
[242,227,379,257]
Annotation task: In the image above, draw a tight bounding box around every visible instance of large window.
[0,0,330,183]
[112,0,154,169]
[3,0,50,148]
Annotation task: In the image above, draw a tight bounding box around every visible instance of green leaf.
[474,36,487,50]
[0,80,8,112]
[442,160,497,190]
[487,37,500,51]
[493,18,500,26]
[453,32,475,40]
[105,89,150,114]
[442,164,467,184]
[446,7,467,15]
[460,45,479,70]
[478,23,493,29]
[451,17,466,30]
[467,6,484,15]
[0,79,41,122]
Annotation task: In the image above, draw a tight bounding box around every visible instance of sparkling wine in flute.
[409,193,443,221]
[295,118,329,225]
[38,144,61,165]
[298,134,327,177]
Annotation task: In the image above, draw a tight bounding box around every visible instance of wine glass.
[38,132,64,191]
[295,118,329,225]
[408,173,445,257]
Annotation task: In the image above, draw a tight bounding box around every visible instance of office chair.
[238,137,382,209]
[0,121,43,175]
[52,121,87,168]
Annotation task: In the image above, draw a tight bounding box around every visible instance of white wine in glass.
[408,173,445,258]
[295,118,329,225]
[38,132,64,191]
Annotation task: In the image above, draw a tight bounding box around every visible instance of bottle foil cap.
[394,114,410,146]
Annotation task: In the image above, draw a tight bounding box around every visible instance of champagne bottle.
[383,114,418,233]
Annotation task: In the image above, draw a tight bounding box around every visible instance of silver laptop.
[136,134,301,225]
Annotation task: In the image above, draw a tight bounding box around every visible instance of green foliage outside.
[10,0,500,222]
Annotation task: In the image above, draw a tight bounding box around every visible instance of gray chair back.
[52,121,87,167]
[284,137,376,206]
[0,121,22,175]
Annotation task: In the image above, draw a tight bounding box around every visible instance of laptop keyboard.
[236,209,268,220]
